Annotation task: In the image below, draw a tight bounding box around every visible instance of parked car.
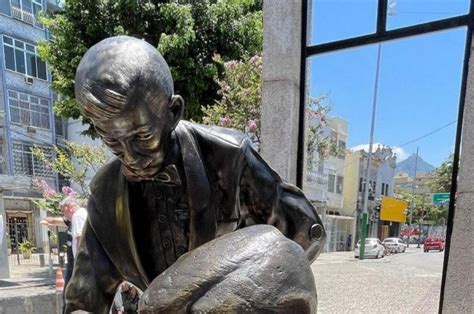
[383,237,407,253]
[354,238,385,259]
[424,237,445,252]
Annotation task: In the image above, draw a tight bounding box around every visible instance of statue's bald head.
[75,36,174,122]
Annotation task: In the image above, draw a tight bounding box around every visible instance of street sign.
[380,196,408,223]
[432,193,450,206]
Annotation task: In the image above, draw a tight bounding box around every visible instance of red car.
[424,237,445,252]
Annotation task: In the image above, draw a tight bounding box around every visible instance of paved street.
[311,246,444,313]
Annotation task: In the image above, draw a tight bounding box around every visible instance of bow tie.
[154,164,182,187]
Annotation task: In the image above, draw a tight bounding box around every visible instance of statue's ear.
[169,95,184,130]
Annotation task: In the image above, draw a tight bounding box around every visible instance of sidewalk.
[0,263,58,313]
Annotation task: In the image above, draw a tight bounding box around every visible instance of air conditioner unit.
[26,126,36,133]
[24,76,34,84]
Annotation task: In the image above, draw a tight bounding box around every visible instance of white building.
[304,116,352,252]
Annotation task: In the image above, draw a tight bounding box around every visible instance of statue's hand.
[139,225,317,313]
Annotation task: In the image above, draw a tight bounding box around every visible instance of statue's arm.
[239,139,326,263]
[64,200,122,313]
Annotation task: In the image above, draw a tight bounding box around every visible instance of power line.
[397,120,457,148]
[326,119,458,174]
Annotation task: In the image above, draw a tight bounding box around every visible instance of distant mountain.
[396,154,435,176]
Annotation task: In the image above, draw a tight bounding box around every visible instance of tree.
[31,142,107,214]
[428,154,453,193]
[201,54,262,147]
[38,0,263,136]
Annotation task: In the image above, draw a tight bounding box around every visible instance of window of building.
[338,140,346,150]
[3,36,47,80]
[12,141,54,177]
[381,183,386,196]
[359,178,365,192]
[8,90,50,129]
[336,175,343,194]
[10,0,43,28]
[385,183,389,196]
[52,93,66,136]
[328,174,335,193]
[54,115,65,137]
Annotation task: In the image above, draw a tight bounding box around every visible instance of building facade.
[0,0,65,253]
[304,116,353,252]
[343,145,397,243]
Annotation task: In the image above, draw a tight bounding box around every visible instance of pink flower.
[45,188,56,198]
[247,119,258,132]
[224,60,237,70]
[62,186,77,197]
[219,115,231,127]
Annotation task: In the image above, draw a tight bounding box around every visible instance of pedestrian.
[346,234,352,251]
[112,282,140,314]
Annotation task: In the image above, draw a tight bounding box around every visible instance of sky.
[308,0,470,166]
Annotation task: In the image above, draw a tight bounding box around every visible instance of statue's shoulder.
[176,120,247,148]
[89,157,122,195]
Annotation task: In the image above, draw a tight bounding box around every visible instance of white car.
[354,238,385,259]
[382,237,407,253]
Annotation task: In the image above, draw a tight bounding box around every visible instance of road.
[311,246,444,313]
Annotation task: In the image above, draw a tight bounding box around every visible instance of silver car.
[354,238,385,259]
[383,237,407,253]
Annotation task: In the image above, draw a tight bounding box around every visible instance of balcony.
[10,3,34,25]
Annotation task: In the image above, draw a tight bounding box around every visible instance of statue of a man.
[65,36,325,313]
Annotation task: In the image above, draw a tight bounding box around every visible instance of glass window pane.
[4,46,15,71]
[19,93,28,101]
[387,0,470,30]
[20,109,30,125]
[305,27,465,271]
[8,90,18,99]
[327,174,335,193]
[41,114,50,129]
[3,36,13,45]
[31,111,41,127]
[25,44,35,52]
[10,107,20,123]
[19,100,29,108]
[30,96,38,104]
[22,0,32,11]
[36,58,47,79]
[26,53,36,77]
[14,40,24,49]
[14,48,26,74]
[40,99,49,106]
[310,0,377,45]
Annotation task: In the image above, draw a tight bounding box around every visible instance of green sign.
[432,193,450,206]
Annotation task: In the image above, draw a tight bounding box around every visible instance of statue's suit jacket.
[64,121,325,313]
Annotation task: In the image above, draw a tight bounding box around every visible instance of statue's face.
[95,100,171,182]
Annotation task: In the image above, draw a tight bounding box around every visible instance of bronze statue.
[65,36,326,313]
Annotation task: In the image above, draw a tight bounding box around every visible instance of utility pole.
[359,43,382,260]
[417,193,425,248]
[408,146,419,248]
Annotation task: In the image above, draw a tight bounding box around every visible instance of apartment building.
[0,0,65,253]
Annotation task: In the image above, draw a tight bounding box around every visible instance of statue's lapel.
[114,172,150,287]
[175,122,217,249]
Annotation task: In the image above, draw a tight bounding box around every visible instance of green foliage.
[394,188,447,225]
[38,0,263,136]
[32,141,107,198]
[428,154,453,193]
[202,54,261,143]
[31,141,107,214]
[19,240,35,254]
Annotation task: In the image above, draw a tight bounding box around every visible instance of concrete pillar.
[261,0,303,184]
[441,36,474,312]
[0,189,10,278]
